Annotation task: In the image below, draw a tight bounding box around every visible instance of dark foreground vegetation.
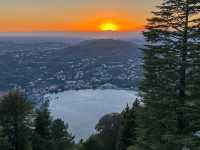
[0,90,74,150]
[0,0,199,150]
[0,90,140,150]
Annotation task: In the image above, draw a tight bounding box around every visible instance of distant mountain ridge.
[58,39,141,60]
[0,39,142,93]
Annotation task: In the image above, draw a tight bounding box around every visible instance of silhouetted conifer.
[117,99,139,150]
[0,90,34,150]
[137,0,200,149]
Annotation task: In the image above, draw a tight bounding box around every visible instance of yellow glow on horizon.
[99,22,119,31]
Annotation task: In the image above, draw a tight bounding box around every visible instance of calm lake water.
[46,89,137,141]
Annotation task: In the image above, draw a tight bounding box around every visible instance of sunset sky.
[0,0,159,32]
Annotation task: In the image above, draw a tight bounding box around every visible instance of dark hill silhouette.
[58,39,141,61]
[0,39,142,92]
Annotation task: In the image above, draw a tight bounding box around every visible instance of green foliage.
[32,101,52,150]
[137,0,200,150]
[77,100,140,150]
[0,130,12,150]
[32,101,75,150]
[51,119,74,150]
[0,90,75,150]
[127,145,136,150]
[79,136,101,150]
[117,99,139,150]
[35,101,52,138]
[95,113,121,150]
[0,90,34,150]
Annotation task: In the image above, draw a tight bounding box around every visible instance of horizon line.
[0,30,144,34]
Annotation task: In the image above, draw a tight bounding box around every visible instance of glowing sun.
[99,22,119,31]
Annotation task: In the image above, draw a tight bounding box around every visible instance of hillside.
[64,39,140,58]
[0,39,142,93]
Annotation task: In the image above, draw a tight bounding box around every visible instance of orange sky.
[0,0,158,32]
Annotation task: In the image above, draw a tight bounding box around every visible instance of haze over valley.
[0,32,142,139]
[0,32,143,94]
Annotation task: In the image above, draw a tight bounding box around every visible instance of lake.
[46,89,137,141]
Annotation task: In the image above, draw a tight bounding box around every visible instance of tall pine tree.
[32,101,52,150]
[117,99,139,150]
[0,90,34,150]
[51,119,74,150]
[137,0,200,150]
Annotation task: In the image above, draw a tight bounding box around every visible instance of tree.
[0,90,34,150]
[32,101,74,150]
[0,128,12,150]
[95,113,121,150]
[76,113,121,150]
[137,0,200,150]
[32,101,52,150]
[51,119,74,150]
[78,136,101,150]
[117,99,139,150]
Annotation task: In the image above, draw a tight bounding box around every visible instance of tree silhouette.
[137,0,200,149]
